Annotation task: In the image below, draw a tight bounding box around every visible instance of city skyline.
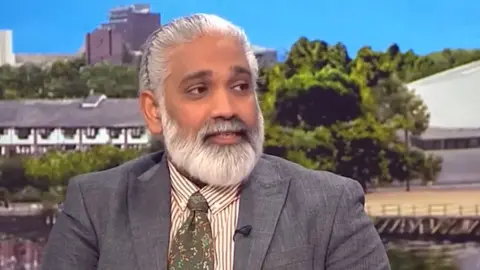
[1,0,479,56]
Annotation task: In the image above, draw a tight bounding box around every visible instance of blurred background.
[1,1,480,269]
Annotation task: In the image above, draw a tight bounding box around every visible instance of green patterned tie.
[168,191,215,270]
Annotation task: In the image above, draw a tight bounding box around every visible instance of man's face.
[141,33,264,186]
[164,33,258,145]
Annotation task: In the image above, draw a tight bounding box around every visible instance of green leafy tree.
[260,37,446,190]
[80,63,138,98]
[23,145,142,190]
[388,248,458,270]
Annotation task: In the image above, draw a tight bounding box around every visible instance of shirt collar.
[168,161,240,215]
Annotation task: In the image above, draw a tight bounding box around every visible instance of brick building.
[85,4,160,66]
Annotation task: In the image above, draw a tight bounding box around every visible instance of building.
[85,4,161,66]
[0,30,15,66]
[408,60,480,184]
[0,29,77,67]
[84,4,277,68]
[14,53,78,66]
[0,95,147,156]
[252,45,278,67]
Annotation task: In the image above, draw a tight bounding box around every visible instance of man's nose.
[210,89,235,119]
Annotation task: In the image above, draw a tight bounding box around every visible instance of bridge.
[1,203,480,243]
[366,204,480,242]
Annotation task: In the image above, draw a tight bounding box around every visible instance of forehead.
[165,33,250,75]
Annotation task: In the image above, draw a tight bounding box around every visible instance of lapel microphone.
[233,225,252,241]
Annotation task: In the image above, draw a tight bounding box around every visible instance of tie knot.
[187,192,209,212]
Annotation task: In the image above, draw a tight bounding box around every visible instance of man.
[41,14,390,270]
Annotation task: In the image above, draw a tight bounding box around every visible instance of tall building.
[0,29,77,67]
[84,5,277,68]
[0,30,15,66]
[85,4,160,65]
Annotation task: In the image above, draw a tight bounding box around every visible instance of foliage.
[0,145,142,203]
[260,38,452,189]
[23,145,141,187]
[388,247,458,270]
[1,39,476,192]
[0,58,138,99]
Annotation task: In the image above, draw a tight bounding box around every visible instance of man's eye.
[232,83,250,92]
[187,86,207,95]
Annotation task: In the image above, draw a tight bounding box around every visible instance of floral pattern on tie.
[169,191,215,270]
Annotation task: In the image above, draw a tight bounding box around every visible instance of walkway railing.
[0,203,47,216]
[365,204,480,217]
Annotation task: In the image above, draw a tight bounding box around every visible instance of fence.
[0,203,47,216]
[365,204,480,217]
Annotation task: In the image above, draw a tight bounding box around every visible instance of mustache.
[198,117,249,139]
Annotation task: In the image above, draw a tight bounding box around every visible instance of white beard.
[159,103,264,187]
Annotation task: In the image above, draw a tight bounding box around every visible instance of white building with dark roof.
[0,95,147,156]
[408,60,480,185]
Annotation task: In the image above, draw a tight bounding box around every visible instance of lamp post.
[404,128,411,192]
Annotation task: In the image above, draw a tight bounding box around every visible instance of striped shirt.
[168,162,240,270]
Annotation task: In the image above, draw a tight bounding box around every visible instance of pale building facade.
[0,30,15,66]
[0,95,148,156]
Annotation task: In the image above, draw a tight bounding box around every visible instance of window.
[108,128,122,139]
[444,139,456,149]
[0,128,5,136]
[456,139,467,149]
[468,138,479,148]
[16,146,32,155]
[419,139,442,150]
[130,127,145,139]
[84,128,99,139]
[37,128,54,139]
[127,144,143,150]
[15,128,31,140]
[65,145,77,151]
[62,128,77,139]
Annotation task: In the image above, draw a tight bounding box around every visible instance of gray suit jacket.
[41,152,390,270]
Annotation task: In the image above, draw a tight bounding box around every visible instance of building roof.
[407,60,480,128]
[420,127,480,140]
[0,97,143,128]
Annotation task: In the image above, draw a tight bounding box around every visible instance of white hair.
[138,14,264,186]
[139,13,259,100]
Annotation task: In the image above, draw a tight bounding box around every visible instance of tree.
[80,63,138,98]
[23,145,142,190]
[4,38,473,190]
[260,37,444,190]
[0,58,139,99]
[388,247,458,270]
[0,157,31,192]
[373,74,429,136]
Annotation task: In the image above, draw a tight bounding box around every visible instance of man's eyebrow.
[230,66,251,77]
[180,70,213,83]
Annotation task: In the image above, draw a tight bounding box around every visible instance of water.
[0,237,45,270]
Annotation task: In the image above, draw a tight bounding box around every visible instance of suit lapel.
[128,153,171,270]
[233,158,291,270]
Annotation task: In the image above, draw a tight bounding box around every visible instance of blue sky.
[1,0,479,57]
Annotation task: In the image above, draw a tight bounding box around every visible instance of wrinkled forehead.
[164,33,250,79]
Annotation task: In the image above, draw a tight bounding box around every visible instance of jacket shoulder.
[260,154,363,196]
[69,151,164,191]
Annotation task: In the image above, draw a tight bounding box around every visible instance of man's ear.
[139,90,163,135]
